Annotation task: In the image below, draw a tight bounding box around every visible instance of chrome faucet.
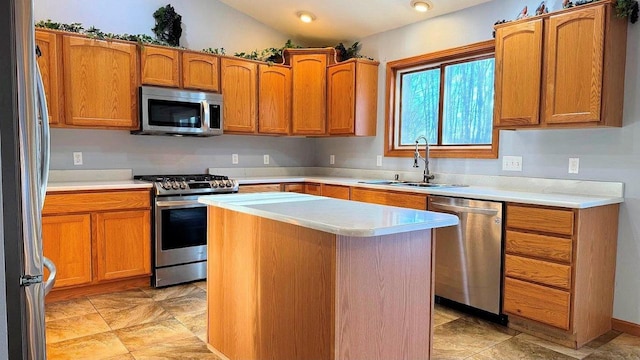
[413,136,435,183]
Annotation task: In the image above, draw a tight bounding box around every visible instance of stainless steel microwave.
[133,86,223,136]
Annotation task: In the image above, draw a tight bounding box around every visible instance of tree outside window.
[386,41,498,159]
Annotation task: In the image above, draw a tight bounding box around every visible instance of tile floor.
[45,282,640,359]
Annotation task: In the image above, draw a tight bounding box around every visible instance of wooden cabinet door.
[94,210,151,281]
[183,52,220,92]
[141,46,180,87]
[42,214,92,288]
[221,58,257,133]
[327,62,355,135]
[259,64,291,134]
[35,30,62,125]
[291,54,327,135]
[543,6,604,124]
[494,20,543,127]
[62,35,139,129]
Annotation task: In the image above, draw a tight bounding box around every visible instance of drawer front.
[305,183,322,196]
[283,183,305,193]
[507,204,574,236]
[505,254,572,289]
[322,184,350,200]
[351,188,426,210]
[43,190,151,214]
[238,184,281,193]
[503,277,571,330]
[506,230,572,263]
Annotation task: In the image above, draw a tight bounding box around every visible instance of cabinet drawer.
[504,277,570,330]
[351,188,426,210]
[43,190,150,214]
[283,183,305,193]
[239,184,281,193]
[305,183,322,196]
[505,254,572,289]
[507,204,574,236]
[322,184,350,200]
[506,230,572,263]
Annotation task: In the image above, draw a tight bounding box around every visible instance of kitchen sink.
[357,180,402,185]
[358,180,467,188]
[392,182,468,188]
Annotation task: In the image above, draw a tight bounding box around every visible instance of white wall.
[34,0,294,54]
[314,0,640,324]
[35,0,313,174]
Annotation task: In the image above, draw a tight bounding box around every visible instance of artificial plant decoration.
[152,4,183,46]
[615,0,639,23]
[334,42,373,61]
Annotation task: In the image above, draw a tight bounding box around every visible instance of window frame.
[385,40,498,159]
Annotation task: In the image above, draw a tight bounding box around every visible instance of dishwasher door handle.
[431,202,499,216]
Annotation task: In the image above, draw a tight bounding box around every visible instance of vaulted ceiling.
[218,0,494,45]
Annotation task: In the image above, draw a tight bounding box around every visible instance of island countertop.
[198,192,459,237]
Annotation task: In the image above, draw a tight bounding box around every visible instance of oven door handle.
[156,200,204,208]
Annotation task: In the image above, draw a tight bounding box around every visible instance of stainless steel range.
[135,174,239,287]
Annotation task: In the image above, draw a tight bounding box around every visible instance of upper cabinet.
[35,30,62,125]
[258,64,291,135]
[62,35,139,129]
[182,51,220,92]
[494,1,627,129]
[140,46,180,87]
[221,57,257,133]
[494,20,543,127]
[287,49,334,135]
[327,59,378,136]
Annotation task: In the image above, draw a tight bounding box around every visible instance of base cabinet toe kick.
[199,192,458,360]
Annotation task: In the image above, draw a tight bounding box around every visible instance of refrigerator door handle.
[43,257,57,295]
[35,64,50,210]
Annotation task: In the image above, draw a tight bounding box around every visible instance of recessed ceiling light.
[411,0,432,12]
[296,11,316,23]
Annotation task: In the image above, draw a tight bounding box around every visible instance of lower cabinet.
[42,189,152,301]
[503,203,619,348]
[94,210,151,281]
[42,214,92,288]
[321,184,350,200]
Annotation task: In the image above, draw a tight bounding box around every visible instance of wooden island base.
[207,207,435,360]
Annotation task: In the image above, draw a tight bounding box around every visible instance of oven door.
[155,195,208,267]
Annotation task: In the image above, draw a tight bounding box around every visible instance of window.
[385,41,498,158]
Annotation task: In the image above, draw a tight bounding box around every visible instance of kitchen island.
[198,192,458,360]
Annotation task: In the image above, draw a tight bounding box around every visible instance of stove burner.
[134,173,239,196]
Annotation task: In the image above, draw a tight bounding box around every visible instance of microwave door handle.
[202,100,210,131]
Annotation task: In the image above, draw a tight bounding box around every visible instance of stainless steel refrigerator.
[1,0,56,358]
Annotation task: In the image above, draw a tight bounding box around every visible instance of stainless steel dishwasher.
[428,195,504,318]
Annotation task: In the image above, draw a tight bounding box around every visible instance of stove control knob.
[211,181,218,188]
[180,181,187,189]
[225,180,233,187]
[171,181,179,190]
[162,182,171,190]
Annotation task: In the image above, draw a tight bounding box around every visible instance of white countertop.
[47,180,153,193]
[237,176,623,209]
[198,192,459,237]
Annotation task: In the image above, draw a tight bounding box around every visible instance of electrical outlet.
[376,155,383,167]
[330,155,335,165]
[502,156,522,171]
[232,154,239,164]
[568,158,579,174]
[73,152,83,166]
[263,154,270,165]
